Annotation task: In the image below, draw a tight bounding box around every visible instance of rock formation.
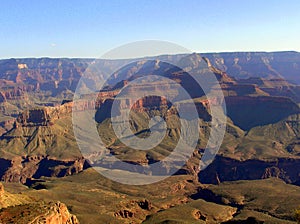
[0,182,79,223]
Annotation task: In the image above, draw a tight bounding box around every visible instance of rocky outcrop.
[0,117,15,136]
[114,199,153,222]
[0,183,4,197]
[130,96,168,111]
[32,201,80,224]
[0,87,30,103]
[0,169,79,223]
[15,101,77,127]
[0,200,79,224]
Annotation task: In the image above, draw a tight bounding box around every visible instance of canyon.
[0,52,300,223]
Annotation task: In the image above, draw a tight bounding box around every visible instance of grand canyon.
[0,51,299,223]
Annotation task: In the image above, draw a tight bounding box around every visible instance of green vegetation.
[198,178,300,222]
[3,174,299,223]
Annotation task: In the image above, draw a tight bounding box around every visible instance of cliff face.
[16,109,50,126]
[0,156,87,184]
[199,156,300,185]
[113,95,170,113]
[225,96,300,130]
[15,103,73,127]
[0,103,90,183]
[95,94,211,123]
[201,51,300,83]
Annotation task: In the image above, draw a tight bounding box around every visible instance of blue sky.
[1,0,300,58]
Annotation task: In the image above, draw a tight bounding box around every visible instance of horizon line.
[1,50,299,60]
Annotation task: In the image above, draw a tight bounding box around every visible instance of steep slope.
[225,96,300,130]
[0,103,88,184]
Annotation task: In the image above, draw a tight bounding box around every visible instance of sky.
[1,0,300,58]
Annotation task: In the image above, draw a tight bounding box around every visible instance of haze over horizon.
[1,0,300,58]
[1,50,299,61]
